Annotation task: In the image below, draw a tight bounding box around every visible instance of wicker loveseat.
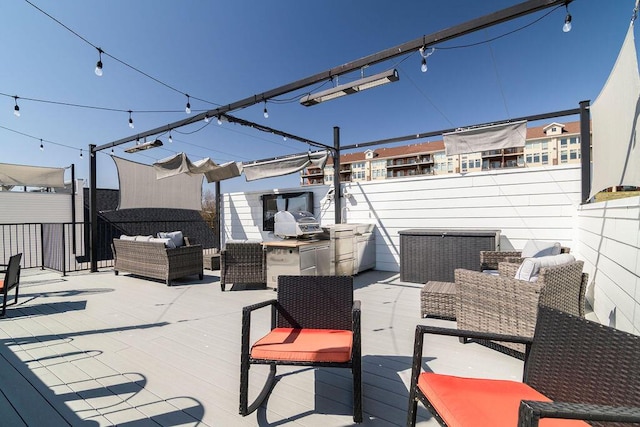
[112,238,203,286]
[455,259,588,354]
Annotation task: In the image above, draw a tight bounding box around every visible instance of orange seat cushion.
[418,373,589,427]
[251,328,353,363]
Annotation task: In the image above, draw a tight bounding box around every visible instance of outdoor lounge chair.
[239,275,362,423]
[1,253,22,316]
[407,305,640,427]
[480,243,570,271]
[455,260,588,354]
[220,242,266,291]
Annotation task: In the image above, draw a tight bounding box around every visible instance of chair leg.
[239,362,276,416]
[406,389,418,427]
[353,361,363,423]
[14,284,19,305]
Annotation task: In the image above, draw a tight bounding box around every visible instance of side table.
[420,281,457,320]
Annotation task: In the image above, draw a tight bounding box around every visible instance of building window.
[542,153,548,164]
[560,138,568,147]
[560,151,568,163]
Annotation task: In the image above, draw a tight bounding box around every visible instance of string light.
[562,4,572,32]
[263,101,269,119]
[168,131,173,143]
[128,110,134,128]
[80,148,83,158]
[111,147,114,155]
[204,114,210,123]
[217,116,222,125]
[185,94,191,114]
[39,139,44,151]
[95,47,103,76]
[419,47,435,73]
[13,96,20,117]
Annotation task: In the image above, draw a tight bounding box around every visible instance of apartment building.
[301,121,583,186]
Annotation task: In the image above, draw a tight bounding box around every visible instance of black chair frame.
[240,275,362,423]
[1,253,22,317]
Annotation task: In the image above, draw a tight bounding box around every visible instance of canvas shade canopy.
[443,121,527,156]
[589,23,640,198]
[242,150,329,181]
[153,152,242,183]
[0,162,65,191]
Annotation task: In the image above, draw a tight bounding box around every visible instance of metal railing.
[1,219,214,275]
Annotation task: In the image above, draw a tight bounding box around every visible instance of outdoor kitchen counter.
[263,239,332,288]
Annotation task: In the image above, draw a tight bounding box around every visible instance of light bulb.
[421,57,427,73]
[168,132,173,143]
[95,48,104,77]
[263,107,269,119]
[80,149,83,158]
[128,118,134,129]
[185,95,191,114]
[204,115,210,123]
[40,141,44,151]
[563,14,572,32]
[14,105,20,117]
[111,148,114,155]
[217,116,222,125]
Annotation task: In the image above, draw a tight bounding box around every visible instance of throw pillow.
[119,235,136,241]
[515,253,576,281]
[158,231,184,248]
[521,240,562,258]
[134,235,153,242]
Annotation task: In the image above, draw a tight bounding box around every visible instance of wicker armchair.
[240,275,362,423]
[219,242,266,291]
[454,260,588,354]
[407,305,640,427]
[480,246,570,271]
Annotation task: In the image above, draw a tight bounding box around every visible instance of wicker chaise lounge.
[112,238,203,286]
[407,305,640,427]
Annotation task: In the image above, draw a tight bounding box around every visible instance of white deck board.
[0,268,524,426]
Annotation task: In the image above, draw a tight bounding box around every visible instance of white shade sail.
[0,162,65,189]
[114,156,203,210]
[242,151,329,181]
[590,23,640,198]
[153,152,242,183]
[443,121,527,156]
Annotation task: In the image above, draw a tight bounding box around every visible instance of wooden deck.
[0,268,524,426]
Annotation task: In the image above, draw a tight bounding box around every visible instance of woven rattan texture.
[220,242,266,290]
[524,306,640,427]
[399,230,499,283]
[455,260,587,353]
[420,281,457,320]
[112,239,203,285]
[480,246,570,271]
[276,275,354,330]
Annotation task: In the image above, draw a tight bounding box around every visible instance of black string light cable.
[22,0,222,109]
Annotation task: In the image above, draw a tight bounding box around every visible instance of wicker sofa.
[455,259,588,354]
[112,238,203,286]
[480,245,570,271]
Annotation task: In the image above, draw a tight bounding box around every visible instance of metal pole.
[333,127,341,225]
[71,163,77,255]
[579,100,591,203]
[89,144,98,272]
[215,181,221,249]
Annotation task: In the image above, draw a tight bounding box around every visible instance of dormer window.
[365,149,376,159]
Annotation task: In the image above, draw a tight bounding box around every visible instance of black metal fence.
[1,219,215,275]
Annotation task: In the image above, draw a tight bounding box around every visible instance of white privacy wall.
[222,165,583,272]
[576,196,640,334]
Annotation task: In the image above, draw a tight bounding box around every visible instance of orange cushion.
[418,373,589,427]
[251,328,353,363]
[0,279,4,290]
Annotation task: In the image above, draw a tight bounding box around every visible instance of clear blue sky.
[0,0,635,194]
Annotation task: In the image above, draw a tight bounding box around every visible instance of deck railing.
[1,220,212,275]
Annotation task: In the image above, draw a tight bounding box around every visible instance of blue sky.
[0,0,635,194]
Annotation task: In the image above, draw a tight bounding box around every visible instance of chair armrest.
[352,300,361,334]
[241,299,277,358]
[518,400,640,427]
[498,261,522,277]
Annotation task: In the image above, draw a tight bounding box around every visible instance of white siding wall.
[223,165,582,272]
[576,196,640,333]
